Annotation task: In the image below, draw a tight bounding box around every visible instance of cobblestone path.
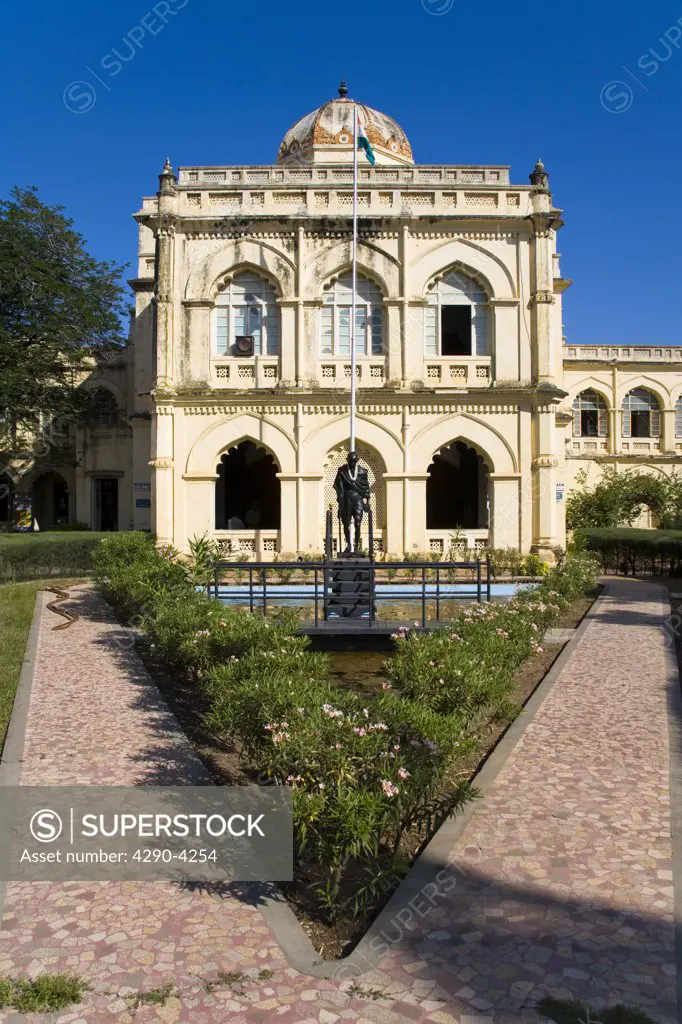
[0,580,677,1023]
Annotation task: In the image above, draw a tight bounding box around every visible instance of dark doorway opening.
[215,441,280,530]
[631,410,652,438]
[580,409,599,437]
[33,472,69,530]
[441,306,471,356]
[0,474,13,524]
[94,478,118,531]
[426,441,488,529]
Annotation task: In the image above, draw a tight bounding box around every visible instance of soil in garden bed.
[136,587,600,958]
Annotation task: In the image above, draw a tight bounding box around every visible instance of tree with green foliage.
[566,466,682,531]
[0,186,127,457]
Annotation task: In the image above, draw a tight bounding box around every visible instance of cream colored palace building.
[3,87,682,555]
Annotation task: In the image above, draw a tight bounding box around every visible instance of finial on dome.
[162,156,173,174]
[338,79,348,98]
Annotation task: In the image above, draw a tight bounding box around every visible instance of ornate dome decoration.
[277,82,413,167]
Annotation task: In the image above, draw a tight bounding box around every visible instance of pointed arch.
[184,413,297,477]
[410,238,517,300]
[184,239,296,302]
[410,412,518,475]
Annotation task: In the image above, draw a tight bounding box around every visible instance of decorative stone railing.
[426,530,488,555]
[177,164,511,187]
[564,345,682,362]
[423,357,492,388]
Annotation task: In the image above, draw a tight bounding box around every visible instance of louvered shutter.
[651,407,661,437]
[598,404,607,437]
[622,408,631,438]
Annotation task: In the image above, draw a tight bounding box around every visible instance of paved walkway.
[0,580,678,1023]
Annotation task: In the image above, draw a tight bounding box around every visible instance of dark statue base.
[325,558,375,621]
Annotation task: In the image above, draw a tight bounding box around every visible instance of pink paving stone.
[0,580,678,1022]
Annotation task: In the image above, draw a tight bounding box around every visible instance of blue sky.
[1,0,680,344]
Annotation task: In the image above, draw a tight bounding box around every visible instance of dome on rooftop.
[277,82,413,166]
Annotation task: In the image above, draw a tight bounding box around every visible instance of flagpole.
[349,102,358,455]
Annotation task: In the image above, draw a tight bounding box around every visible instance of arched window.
[622,388,660,439]
[675,396,682,437]
[572,390,608,438]
[425,269,490,357]
[214,273,279,356]
[90,388,118,427]
[320,273,384,356]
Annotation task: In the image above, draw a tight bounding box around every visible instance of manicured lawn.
[0,578,79,753]
[0,532,109,545]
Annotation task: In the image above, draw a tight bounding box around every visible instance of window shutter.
[424,306,437,356]
[573,407,581,437]
[676,401,682,438]
[321,306,333,354]
[622,409,631,438]
[651,408,661,437]
[216,308,229,356]
[598,405,607,437]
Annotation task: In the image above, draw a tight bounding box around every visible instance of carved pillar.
[150,405,174,546]
[154,159,178,389]
[489,473,522,550]
[531,405,559,559]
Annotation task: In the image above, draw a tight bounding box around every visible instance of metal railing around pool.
[208,553,492,628]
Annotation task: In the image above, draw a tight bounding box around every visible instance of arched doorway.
[323,442,386,552]
[32,471,69,530]
[215,441,280,531]
[427,442,489,530]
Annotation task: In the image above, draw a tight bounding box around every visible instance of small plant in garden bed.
[536,996,659,1024]
[93,533,600,938]
[0,973,89,1012]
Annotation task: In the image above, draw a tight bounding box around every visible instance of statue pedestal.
[325,557,375,620]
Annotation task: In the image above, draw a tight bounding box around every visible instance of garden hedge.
[0,532,111,582]
[576,527,682,576]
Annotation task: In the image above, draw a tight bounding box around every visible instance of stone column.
[276,475,299,553]
[489,299,520,381]
[405,474,430,553]
[663,408,676,452]
[154,159,178,388]
[278,302,297,385]
[383,475,406,555]
[384,300,402,383]
[182,301,212,384]
[150,405,174,546]
[531,402,559,560]
[489,473,522,550]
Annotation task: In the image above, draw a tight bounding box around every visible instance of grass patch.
[0,974,89,1013]
[537,996,659,1023]
[0,577,81,753]
[129,983,174,1008]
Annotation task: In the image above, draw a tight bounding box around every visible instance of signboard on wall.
[12,495,33,532]
[135,498,151,508]
[556,484,565,502]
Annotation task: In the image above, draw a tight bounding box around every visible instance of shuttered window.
[214,273,279,356]
[572,390,608,438]
[425,269,490,356]
[622,388,660,438]
[320,274,384,356]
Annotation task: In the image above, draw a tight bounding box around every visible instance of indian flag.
[356,109,376,165]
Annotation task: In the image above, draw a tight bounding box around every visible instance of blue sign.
[136,498,151,508]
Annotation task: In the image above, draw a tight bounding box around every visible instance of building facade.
[3,88,681,550]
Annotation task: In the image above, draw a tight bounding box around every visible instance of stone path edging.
[662,586,682,1019]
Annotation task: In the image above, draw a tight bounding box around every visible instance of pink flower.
[381,681,392,690]
[353,727,367,737]
[381,780,400,798]
[397,767,410,780]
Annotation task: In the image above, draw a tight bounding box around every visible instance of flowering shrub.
[93,534,598,920]
[387,553,599,717]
